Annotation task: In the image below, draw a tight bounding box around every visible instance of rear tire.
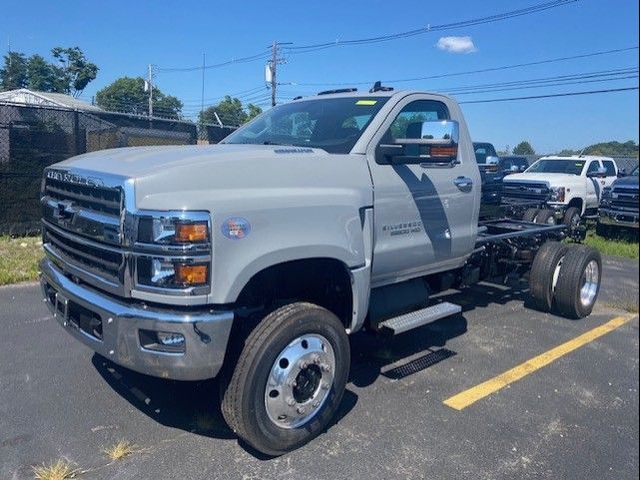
[529,241,569,312]
[522,208,540,222]
[554,246,602,319]
[220,302,350,456]
[534,209,556,225]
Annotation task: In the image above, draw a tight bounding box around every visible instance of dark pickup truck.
[597,165,639,236]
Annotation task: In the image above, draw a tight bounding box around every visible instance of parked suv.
[597,165,639,236]
[502,155,618,226]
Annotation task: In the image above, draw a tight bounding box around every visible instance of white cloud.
[436,36,477,54]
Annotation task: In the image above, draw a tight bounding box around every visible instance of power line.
[278,67,639,98]
[156,50,270,73]
[458,86,638,104]
[283,0,578,52]
[152,1,579,74]
[290,46,639,87]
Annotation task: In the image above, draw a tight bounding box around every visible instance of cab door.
[585,160,602,208]
[602,159,619,188]
[365,96,480,287]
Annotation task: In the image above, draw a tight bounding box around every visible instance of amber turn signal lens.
[175,264,208,285]
[431,146,458,158]
[175,222,208,242]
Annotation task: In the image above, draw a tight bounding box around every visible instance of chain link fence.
[0,103,235,235]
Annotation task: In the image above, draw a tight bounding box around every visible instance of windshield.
[223,97,389,154]
[473,143,498,164]
[632,166,639,176]
[526,159,585,175]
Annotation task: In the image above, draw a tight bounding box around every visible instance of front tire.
[563,207,581,230]
[220,302,350,456]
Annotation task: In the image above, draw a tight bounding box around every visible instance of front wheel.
[220,302,350,456]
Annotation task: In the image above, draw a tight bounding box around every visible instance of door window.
[387,100,449,141]
[586,161,601,175]
[603,160,617,176]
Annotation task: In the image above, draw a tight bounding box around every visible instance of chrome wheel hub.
[265,334,335,429]
[580,260,599,307]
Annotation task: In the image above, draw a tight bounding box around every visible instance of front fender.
[210,203,368,304]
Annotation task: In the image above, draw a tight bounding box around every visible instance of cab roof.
[539,155,615,161]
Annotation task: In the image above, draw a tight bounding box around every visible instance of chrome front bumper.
[598,208,639,228]
[40,258,234,381]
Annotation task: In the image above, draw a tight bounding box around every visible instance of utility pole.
[267,41,292,107]
[147,64,154,117]
[270,41,278,107]
[201,53,206,118]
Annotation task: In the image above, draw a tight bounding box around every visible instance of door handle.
[454,176,473,191]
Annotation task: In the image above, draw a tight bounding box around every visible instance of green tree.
[513,141,535,155]
[583,140,638,157]
[95,77,183,119]
[0,47,97,95]
[246,103,263,121]
[25,54,66,92]
[199,96,245,126]
[51,47,98,97]
[0,52,28,90]
[199,96,263,126]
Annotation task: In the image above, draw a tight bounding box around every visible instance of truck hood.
[503,172,582,186]
[52,144,374,211]
[612,175,639,188]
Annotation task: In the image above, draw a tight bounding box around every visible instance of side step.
[378,302,462,336]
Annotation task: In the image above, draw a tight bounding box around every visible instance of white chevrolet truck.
[39,86,603,455]
[501,155,619,227]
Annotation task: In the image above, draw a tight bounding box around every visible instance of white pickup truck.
[501,155,619,227]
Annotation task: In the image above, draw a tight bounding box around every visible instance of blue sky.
[2,0,638,153]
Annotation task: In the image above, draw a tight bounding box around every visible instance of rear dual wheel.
[530,243,602,319]
[554,246,602,319]
[534,209,556,225]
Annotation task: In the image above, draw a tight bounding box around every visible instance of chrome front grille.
[502,181,550,201]
[41,168,129,296]
[611,187,639,212]
[44,177,122,216]
[44,225,124,279]
[42,169,124,245]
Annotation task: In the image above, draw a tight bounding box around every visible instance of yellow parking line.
[443,315,636,411]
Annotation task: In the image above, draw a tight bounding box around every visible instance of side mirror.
[618,169,627,178]
[587,166,608,178]
[377,120,460,165]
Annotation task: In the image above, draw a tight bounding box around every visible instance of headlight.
[138,216,209,244]
[601,187,612,198]
[137,257,209,288]
[134,211,211,292]
[549,187,565,202]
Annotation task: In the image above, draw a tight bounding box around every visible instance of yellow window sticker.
[356,100,377,106]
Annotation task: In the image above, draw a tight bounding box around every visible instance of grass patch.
[584,231,639,260]
[0,235,43,285]
[32,459,79,480]
[103,440,137,461]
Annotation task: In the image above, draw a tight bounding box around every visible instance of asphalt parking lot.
[1,256,638,480]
